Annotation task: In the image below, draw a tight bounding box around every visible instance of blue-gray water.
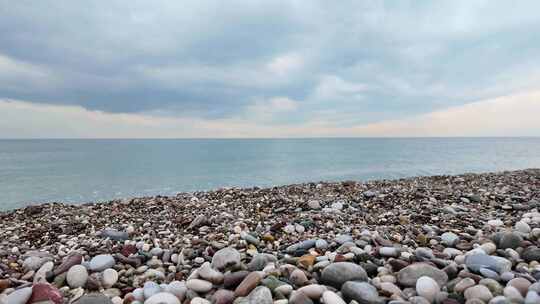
[1,138,540,210]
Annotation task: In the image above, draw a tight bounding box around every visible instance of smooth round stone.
[28,283,63,304]
[515,221,531,234]
[479,278,503,295]
[507,278,531,296]
[4,287,33,304]
[487,220,504,228]
[211,247,241,270]
[416,276,440,303]
[290,269,309,287]
[167,281,187,301]
[397,263,448,287]
[441,232,459,247]
[89,254,116,272]
[191,297,211,304]
[23,256,44,271]
[223,271,250,289]
[522,246,540,263]
[235,272,263,297]
[308,200,321,209]
[497,232,522,250]
[488,295,510,304]
[143,281,162,299]
[455,278,476,293]
[211,289,235,304]
[379,247,400,257]
[289,290,314,304]
[102,268,119,288]
[100,228,129,241]
[464,285,493,302]
[525,290,540,304]
[342,281,382,304]
[316,239,328,250]
[198,262,224,284]
[322,290,346,304]
[187,279,213,293]
[34,261,54,283]
[132,288,144,301]
[480,243,497,255]
[500,272,515,282]
[66,265,89,288]
[479,268,500,280]
[144,292,180,304]
[247,286,272,304]
[409,296,430,304]
[75,294,114,304]
[335,234,353,245]
[297,284,327,299]
[275,284,293,296]
[247,254,277,271]
[503,285,524,302]
[465,254,511,274]
[321,262,368,289]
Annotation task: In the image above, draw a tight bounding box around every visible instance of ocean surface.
[1,138,540,210]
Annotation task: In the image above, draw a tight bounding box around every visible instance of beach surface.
[1,169,540,303]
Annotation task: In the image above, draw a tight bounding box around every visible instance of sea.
[1,138,540,210]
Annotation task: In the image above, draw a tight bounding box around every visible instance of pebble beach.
[1,169,540,304]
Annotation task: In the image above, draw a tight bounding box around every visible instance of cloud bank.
[1,1,540,137]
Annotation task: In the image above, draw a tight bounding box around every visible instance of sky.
[1,1,539,138]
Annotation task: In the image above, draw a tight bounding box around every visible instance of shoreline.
[1,168,540,303]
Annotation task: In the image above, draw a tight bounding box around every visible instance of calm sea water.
[1,138,539,210]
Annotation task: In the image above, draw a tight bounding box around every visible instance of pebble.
[321,262,367,288]
[66,265,89,288]
[247,286,272,304]
[342,281,382,304]
[144,292,181,304]
[4,287,33,304]
[89,254,116,272]
[464,285,493,302]
[102,268,119,288]
[416,276,440,303]
[397,263,448,287]
[186,279,213,293]
[211,247,241,270]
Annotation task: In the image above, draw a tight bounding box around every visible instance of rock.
[289,291,314,304]
[465,254,511,274]
[166,281,187,301]
[335,234,353,244]
[89,254,115,272]
[298,255,316,268]
[454,278,475,293]
[34,261,54,283]
[416,276,440,303]
[503,285,524,302]
[100,228,129,241]
[464,285,493,302]
[379,247,400,257]
[211,289,235,304]
[223,271,249,289]
[144,292,181,304]
[235,272,263,297]
[186,279,213,293]
[28,283,63,304]
[66,265,88,288]
[247,286,272,304]
[515,221,531,234]
[23,256,44,271]
[248,254,277,271]
[102,268,119,288]
[297,284,327,299]
[75,293,114,304]
[290,269,309,287]
[522,246,540,263]
[321,262,368,289]
[211,247,241,270]
[308,200,321,209]
[189,215,209,229]
[507,278,531,296]
[397,263,448,287]
[497,232,522,249]
[4,287,33,304]
[286,240,317,254]
[342,281,382,304]
[53,253,83,276]
[315,239,328,250]
[322,290,346,304]
[525,290,540,304]
[143,281,162,299]
[198,262,224,285]
[441,232,459,247]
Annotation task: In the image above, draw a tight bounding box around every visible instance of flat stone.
[102,268,119,288]
[397,263,448,287]
[297,284,327,299]
[248,253,277,271]
[211,289,235,304]
[321,262,368,289]
[322,290,346,304]
[497,232,523,249]
[223,270,249,289]
[4,287,33,304]
[100,228,129,241]
[342,281,383,304]
[441,232,459,247]
[465,254,511,274]
[89,254,115,272]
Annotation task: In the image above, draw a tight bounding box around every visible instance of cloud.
[1,1,540,135]
[1,89,538,138]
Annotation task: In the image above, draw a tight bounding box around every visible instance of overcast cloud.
[1,1,540,137]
